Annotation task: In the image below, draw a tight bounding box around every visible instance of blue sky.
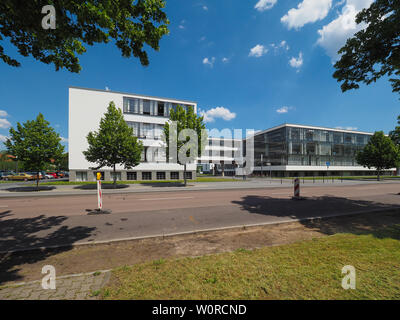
[0,0,399,150]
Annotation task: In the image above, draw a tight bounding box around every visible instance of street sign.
[326,161,330,168]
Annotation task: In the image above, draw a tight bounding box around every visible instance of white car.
[44,174,55,179]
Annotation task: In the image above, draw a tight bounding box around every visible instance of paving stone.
[0,271,111,300]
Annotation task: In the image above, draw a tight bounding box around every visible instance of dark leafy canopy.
[0,0,169,73]
[163,105,207,165]
[356,131,400,179]
[83,101,143,170]
[5,113,64,179]
[333,0,400,95]
[389,115,400,145]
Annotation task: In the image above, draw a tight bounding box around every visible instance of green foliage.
[163,105,207,185]
[5,113,64,186]
[389,115,400,146]
[54,152,68,171]
[356,131,400,179]
[0,0,169,72]
[83,101,143,185]
[333,0,400,95]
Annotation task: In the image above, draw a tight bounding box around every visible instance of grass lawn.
[100,225,400,300]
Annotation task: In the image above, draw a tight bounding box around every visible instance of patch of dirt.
[1,209,400,286]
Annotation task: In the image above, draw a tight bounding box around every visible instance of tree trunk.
[184,163,187,186]
[377,169,381,181]
[113,164,117,189]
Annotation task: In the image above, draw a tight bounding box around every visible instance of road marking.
[0,205,8,208]
[138,196,195,201]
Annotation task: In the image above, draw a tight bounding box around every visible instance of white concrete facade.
[69,87,197,181]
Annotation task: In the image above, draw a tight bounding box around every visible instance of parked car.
[26,172,43,180]
[5,173,35,181]
[41,171,54,179]
[47,172,58,179]
[0,171,15,180]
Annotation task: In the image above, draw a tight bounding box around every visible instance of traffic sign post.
[87,172,111,215]
[292,177,305,200]
[97,173,102,210]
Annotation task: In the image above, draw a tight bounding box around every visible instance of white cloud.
[317,0,373,61]
[222,57,229,63]
[249,44,268,58]
[0,134,8,142]
[0,118,11,129]
[335,126,358,130]
[178,24,185,29]
[60,137,68,143]
[276,106,294,114]
[255,0,277,12]
[0,110,8,117]
[203,57,215,67]
[271,40,290,51]
[289,52,303,68]
[199,107,236,123]
[281,0,332,29]
[203,5,208,11]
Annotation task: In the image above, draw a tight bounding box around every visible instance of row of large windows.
[287,127,370,145]
[75,171,193,181]
[123,97,194,117]
[126,121,164,140]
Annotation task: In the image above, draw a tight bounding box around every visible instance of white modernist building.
[69,87,198,182]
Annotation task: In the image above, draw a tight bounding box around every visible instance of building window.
[142,172,152,180]
[110,172,121,181]
[170,172,179,180]
[143,100,151,115]
[156,172,166,180]
[127,172,137,180]
[76,171,88,182]
[158,102,165,116]
[220,140,224,147]
[185,172,193,180]
[123,97,139,114]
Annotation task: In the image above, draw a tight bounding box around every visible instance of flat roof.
[69,86,197,105]
[250,123,374,138]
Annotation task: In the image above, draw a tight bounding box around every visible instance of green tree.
[54,152,69,171]
[5,113,64,189]
[163,105,207,186]
[356,131,400,181]
[83,102,143,187]
[389,115,400,145]
[333,0,400,95]
[0,0,169,73]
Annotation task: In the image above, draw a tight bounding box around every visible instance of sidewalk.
[0,270,110,300]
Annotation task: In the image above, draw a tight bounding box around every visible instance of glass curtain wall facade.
[254,126,371,168]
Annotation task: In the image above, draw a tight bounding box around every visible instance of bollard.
[293,178,300,199]
[87,172,111,215]
[97,179,102,210]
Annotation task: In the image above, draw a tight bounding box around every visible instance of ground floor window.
[185,172,193,180]
[142,172,152,180]
[170,172,179,180]
[76,171,88,182]
[110,172,121,181]
[156,172,166,180]
[127,172,137,180]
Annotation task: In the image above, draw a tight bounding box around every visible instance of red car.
[47,172,58,179]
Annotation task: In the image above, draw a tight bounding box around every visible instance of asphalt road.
[1,182,400,252]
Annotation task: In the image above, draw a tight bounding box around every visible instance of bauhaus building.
[69,87,388,181]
